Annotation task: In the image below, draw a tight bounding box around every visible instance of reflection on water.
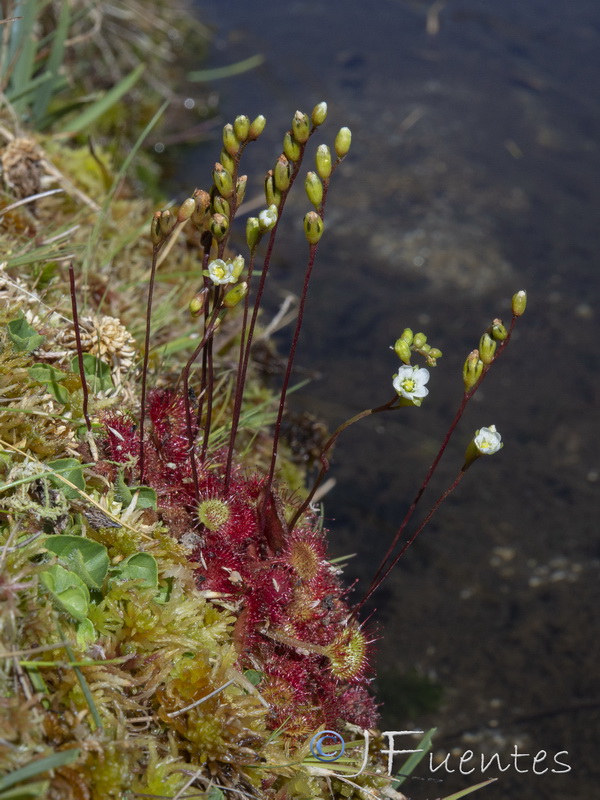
[177,2,599,796]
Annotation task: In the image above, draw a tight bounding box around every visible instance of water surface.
[173,2,600,797]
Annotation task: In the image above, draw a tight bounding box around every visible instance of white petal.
[414,367,430,385]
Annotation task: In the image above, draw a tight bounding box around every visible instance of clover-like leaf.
[28,363,70,405]
[70,354,113,393]
[132,486,157,510]
[39,564,90,621]
[110,553,158,589]
[44,535,109,590]
[7,317,45,353]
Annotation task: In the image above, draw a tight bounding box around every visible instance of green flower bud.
[334,126,352,158]
[192,189,211,226]
[159,209,176,237]
[491,318,508,341]
[424,346,442,367]
[220,148,236,174]
[246,216,261,250]
[412,332,428,349]
[305,171,323,209]
[512,290,527,317]
[248,114,267,140]
[177,197,196,224]
[292,110,310,144]
[223,281,248,308]
[236,175,248,206]
[189,287,209,317]
[258,205,278,232]
[212,195,230,219]
[150,211,162,244]
[315,144,332,179]
[283,131,302,162]
[265,172,281,208]
[479,332,497,365]
[210,212,229,241]
[303,211,324,245]
[213,163,234,198]
[463,349,484,392]
[231,254,245,280]
[274,155,292,192]
[394,338,412,364]
[223,123,241,156]
[400,328,413,345]
[234,114,250,141]
[311,101,328,126]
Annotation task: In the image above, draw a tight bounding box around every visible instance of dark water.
[170,2,600,797]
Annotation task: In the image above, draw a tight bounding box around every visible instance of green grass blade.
[57,628,103,731]
[188,53,265,81]
[32,0,70,125]
[83,99,169,278]
[440,778,497,800]
[5,71,58,104]
[0,749,80,791]
[5,0,41,110]
[0,780,50,799]
[57,62,146,136]
[393,727,437,787]
[5,243,84,269]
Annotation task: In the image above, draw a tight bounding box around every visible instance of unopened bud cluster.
[393,328,443,367]
[149,103,354,336]
[461,290,526,392]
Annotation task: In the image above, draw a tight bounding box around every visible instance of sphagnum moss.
[0,99,527,800]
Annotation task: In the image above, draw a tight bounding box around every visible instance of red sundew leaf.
[259,488,287,553]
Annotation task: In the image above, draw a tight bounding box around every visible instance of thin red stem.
[261,242,319,512]
[223,250,256,492]
[139,242,162,483]
[179,305,223,503]
[352,468,467,617]
[200,287,221,461]
[68,263,91,433]
[353,315,518,614]
[288,394,400,530]
[223,135,314,493]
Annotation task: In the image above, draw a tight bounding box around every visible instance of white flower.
[392,364,430,404]
[207,258,237,285]
[473,425,503,455]
[258,205,278,231]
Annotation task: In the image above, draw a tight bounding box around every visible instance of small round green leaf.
[111,553,158,589]
[40,564,90,621]
[44,535,109,589]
